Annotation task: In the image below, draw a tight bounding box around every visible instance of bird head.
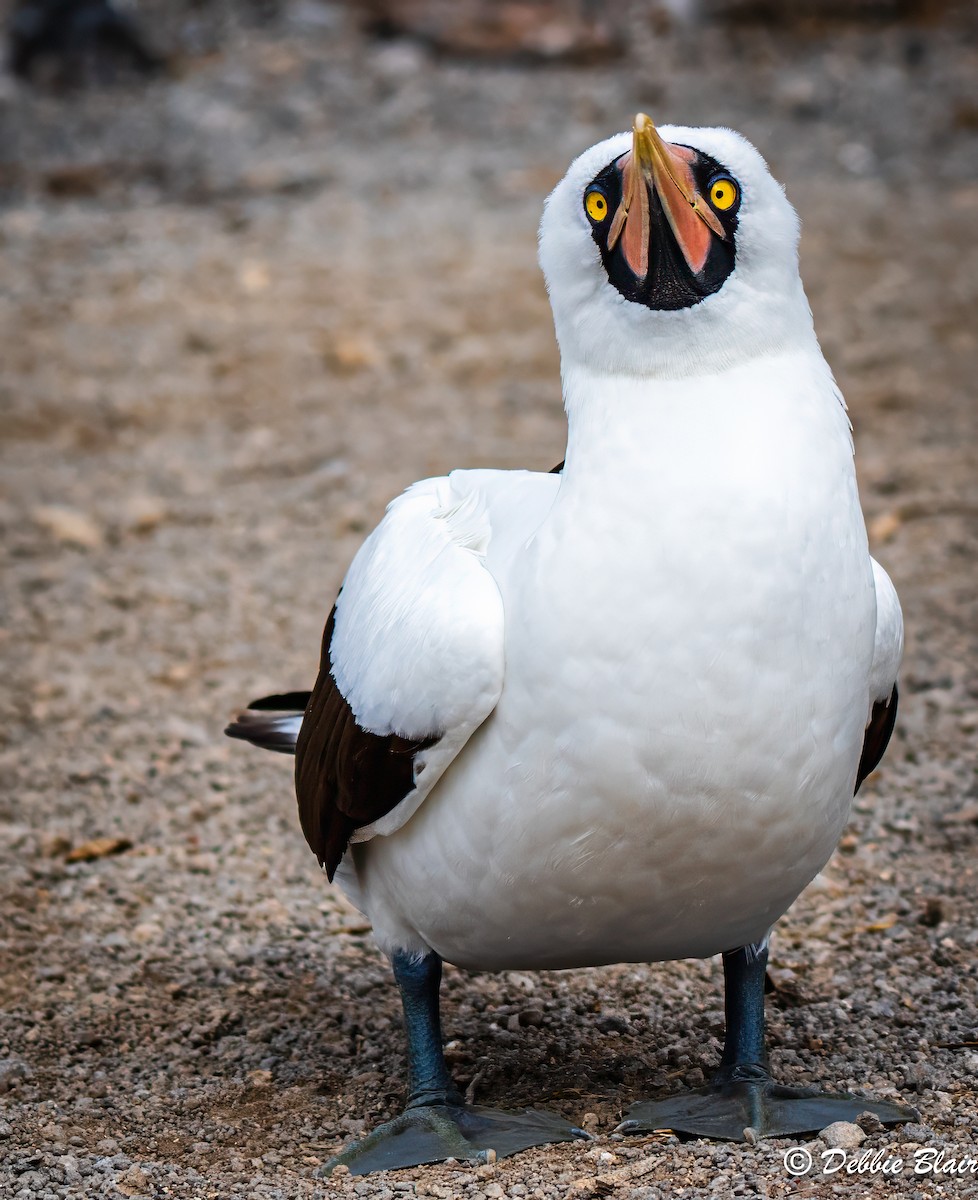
[539,117,814,380]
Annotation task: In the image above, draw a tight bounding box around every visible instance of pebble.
[120,496,168,534]
[819,1121,867,1150]
[855,1111,886,1135]
[31,506,103,550]
[0,1059,32,1095]
[897,1123,937,1145]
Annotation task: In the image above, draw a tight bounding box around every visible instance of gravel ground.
[1,3,977,1197]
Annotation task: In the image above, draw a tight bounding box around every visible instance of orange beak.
[607,113,726,281]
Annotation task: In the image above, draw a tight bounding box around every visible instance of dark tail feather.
[225,692,311,755]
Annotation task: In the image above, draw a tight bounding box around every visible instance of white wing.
[869,557,903,705]
[329,470,511,841]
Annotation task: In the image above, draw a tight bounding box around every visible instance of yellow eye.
[709,177,739,212]
[585,189,609,222]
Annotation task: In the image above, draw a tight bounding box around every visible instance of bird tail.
[225,692,310,755]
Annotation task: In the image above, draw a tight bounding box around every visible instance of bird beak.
[608,112,726,281]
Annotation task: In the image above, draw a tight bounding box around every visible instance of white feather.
[329,470,558,845]
[869,558,903,704]
[331,474,504,740]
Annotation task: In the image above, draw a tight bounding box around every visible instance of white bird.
[228,114,913,1174]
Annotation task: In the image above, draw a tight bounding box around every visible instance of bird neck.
[558,346,846,498]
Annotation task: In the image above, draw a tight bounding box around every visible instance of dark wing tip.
[855,683,899,794]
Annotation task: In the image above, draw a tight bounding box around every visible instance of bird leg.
[620,941,917,1141]
[320,949,589,1176]
[399,948,465,1108]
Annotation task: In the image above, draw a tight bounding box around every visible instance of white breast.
[358,351,877,970]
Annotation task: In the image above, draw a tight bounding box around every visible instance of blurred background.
[1,1,976,1195]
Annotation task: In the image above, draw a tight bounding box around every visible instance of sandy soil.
[1,3,977,1197]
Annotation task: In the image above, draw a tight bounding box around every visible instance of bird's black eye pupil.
[585,189,608,222]
[708,174,739,213]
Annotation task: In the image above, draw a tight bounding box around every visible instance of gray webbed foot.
[321,1102,589,1176]
[619,1063,917,1142]
[620,944,916,1143]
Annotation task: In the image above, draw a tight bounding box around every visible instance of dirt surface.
[2,3,977,1197]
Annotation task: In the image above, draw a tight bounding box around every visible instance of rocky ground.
[1,2,977,1197]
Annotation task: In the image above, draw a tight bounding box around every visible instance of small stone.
[819,1121,866,1150]
[518,1008,545,1027]
[903,1063,936,1093]
[59,1153,81,1185]
[898,1122,935,1144]
[32,505,103,549]
[65,837,132,863]
[324,333,379,374]
[443,1039,465,1062]
[596,1014,629,1034]
[868,509,903,545]
[121,496,167,533]
[131,923,162,944]
[116,1165,151,1196]
[856,1111,886,1135]
[0,1058,32,1094]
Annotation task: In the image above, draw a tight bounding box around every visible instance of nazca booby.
[228,113,914,1174]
